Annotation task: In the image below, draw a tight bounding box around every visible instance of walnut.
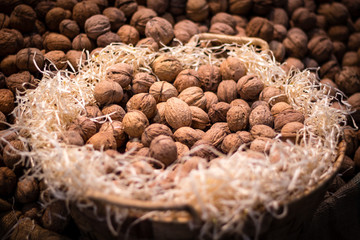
[227,105,248,132]
[16,48,44,73]
[280,121,304,143]
[186,0,209,22]
[122,110,149,138]
[6,71,35,93]
[0,167,16,197]
[94,80,123,106]
[216,80,237,103]
[342,52,359,67]
[173,20,200,43]
[282,57,304,73]
[320,78,338,97]
[246,17,274,42]
[68,116,97,141]
[151,102,167,124]
[136,147,150,157]
[141,123,173,147]
[35,1,56,20]
[249,105,274,129]
[86,131,117,150]
[0,28,24,57]
[126,93,157,119]
[55,0,77,11]
[307,36,333,64]
[252,0,273,16]
[268,8,289,27]
[101,104,125,122]
[271,102,292,118]
[327,25,349,43]
[290,7,316,31]
[319,60,341,80]
[136,37,159,51]
[303,57,319,69]
[59,130,84,146]
[14,178,39,204]
[283,28,308,59]
[84,104,103,126]
[198,64,221,92]
[105,63,133,88]
[3,140,25,169]
[274,109,305,131]
[211,12,236,30]
[103,7,126,32]
[210,122,231,134]
[0,89,15,115]
[208,102,230,123]
[230,99,251,115]
[132,72,156,94]
[202,127,227,148]
[44,50,68,70]
[318,2,349,25]
[221,132,246,154]
[72,33,95,51]
[175,141,189,159]
[178,86,206,110]
[147,0,169,15]
[0,13,9,29]
[228,0,252,15]
[273,24,287,42]
[335,67,360,96]
[173,69,201,93]
[23,34,43,49]
[348,33,360,51]
[41,201,70,233]
[117,25,139,45]
[115,0,138,18]
[130,8,157,35]
[269,40,286,62]
[191,139,217,161]
[250,124,276,139]
[236,74,264,101]
[84,0,108,11]
[190,106,210,130]
[152,55,182,83]
[204,91,218,112]
[207,0,227,14]
[145,17,174,45]
[44,33,72,52]
[45,7,71,31]
[72,1,100,28]
[165,97,192,129]
[149,81,178,102]
[66,50,86,71]
[250,137,273,153]
[85,14,111,40]
[220,57,247,82]
[125,140,144,154]
[10,4,37,32]
[259,86,288,106]
[209,22,236,35]
[149,135,177,167]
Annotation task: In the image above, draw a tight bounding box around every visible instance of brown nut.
[101,104,126,122]
[145,17,174,45]
[105,63,133,88]
[174,126,203,148]
[16,48,44,73]
[141,123,173,147]
[14,177,39,204]
[173,69,201,93]
[274,109,305,131]
[208,102,231,123]
[100,121,127,148]
[246,17,274,42]
[165,97,192,129]
[198,64,221,92]
[84,14,111,40]
[122,110,149,138]
[117,24,140,45]
[130,8,157,35]
[220,56,246,82]
[72,1,100,28]
[227,105,248,132]
[94,80,123,106]
[149,135,177,167]
[237,74,264,101]
[149,81,178,102]
[249,105,274,129]
[250,124,276,139]
[178,86,207,110]
[152,55,182,83]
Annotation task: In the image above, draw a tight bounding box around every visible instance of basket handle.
[85,190,202,226]
[188,33,269,51]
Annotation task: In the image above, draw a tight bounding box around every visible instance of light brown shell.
[122,110,149,138]
[178,86,207,110]
[165,97,192,129]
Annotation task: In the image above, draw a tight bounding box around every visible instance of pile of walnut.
[63,54,305,176]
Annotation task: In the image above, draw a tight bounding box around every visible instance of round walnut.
[152,55,182,83]
[231,99,251,115]
[126,93,157,119]
[10,4,37,32]
[269,41,286,62]
[204,91,218,112]
[3,140,25,169]
[191,139,217,161]
[106,63,133,88]
[202,127,227,148]
[103,7,126,32]
[208,102,230,123]
[125,140,144,154]
[45,7,71,31]
[56,0,77,10]
[178,86,206,110]
[220,57,246,82]
[15,178,39,204]
[290,7,316,31]
[84,0,108,11]
[72,33,95,51]
[217,80,237,103]
[175,142,190,159]
[44,50,68,70]
[220,133,243,154]
[59,130,84,146]
[283,28,308,59]
[123,110,149,138]
[186,0,209,22]
[96,32,121,47]
[72,1,100,28]
[16,48,44,73]
[145,17,174,45]
[348,33,360,52]
[0,89,15,115]
[209,22,236,35]
[43,33,71,52]
[250,124,276,139]
[41,201,70,233]
[271,102,292,118]
[86,132,117,151]
[136,37,159,51]
[319,60,341,80]
[237,74,264,101]
[6,71,35,93]
[152,102,167,124]
[249,105,274,128]
[117,25,140,45]
[335,67,360,96]
[146,0,168,15]
[318,2,349,26]
[149,135,177,167]
[115,0,138,17]
[211,12,236,30]
[174,20,200,44]
[320,78,338,97]
[149,81,178,102]
[227,105,248,132]
[307,36,333,64]
[250,137,273,153]
[259,86,288,106]
[174,127,203,148]
[35,1,56,20]
[342,52,359,67]
[274,109,305,131]
[141,123,173,147]
[94,80,123,106]
[282,57,305,73]
[173,69,201,93]
[165,97,192,129]
[66,50,86,71]
[268,8,289,27]
[0,28,24,57]
[246,17,273,42]
[273,24,287,42]
[0,13,10,29]
[130,8,157,35]
[0,167,17,197]
[280,121,304,143]
[190,106,210,130]
[198,64,222,92]
[23,34,43,49]
[85,14,111,40]
[68,116,97,141]
[132,72,156,94]
[102,104,125,122]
